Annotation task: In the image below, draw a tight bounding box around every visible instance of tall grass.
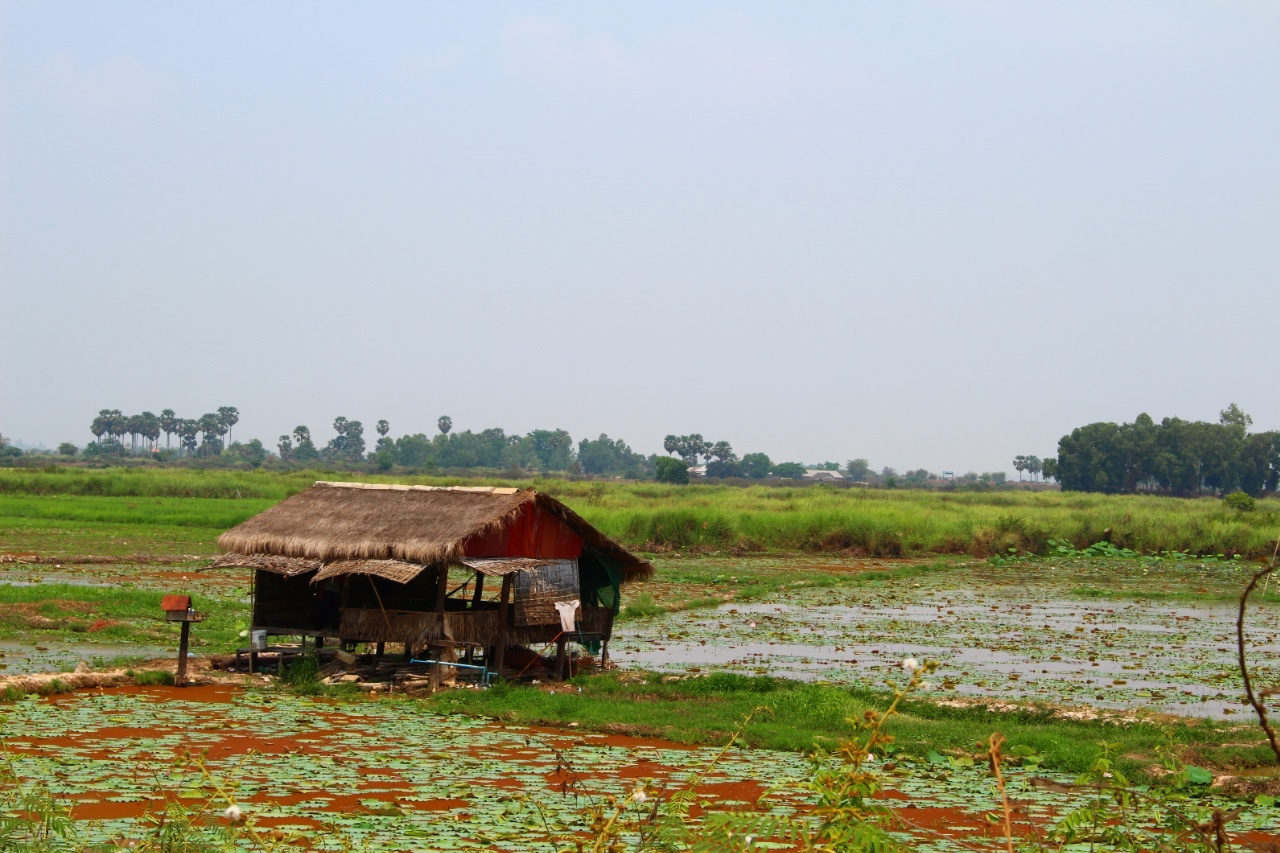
[2,469,1277,558]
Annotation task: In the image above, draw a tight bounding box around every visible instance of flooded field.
[1,685,813,849]
[7,685,1277,851]
[615,561,1280,718]
[3,553,1280,848]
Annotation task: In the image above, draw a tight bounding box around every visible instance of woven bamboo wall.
[514,560,579,627]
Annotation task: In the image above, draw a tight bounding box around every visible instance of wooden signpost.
[162,595,206,687]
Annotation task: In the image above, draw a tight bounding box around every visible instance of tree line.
[18,408,1014,486]
[1052,404,1280,496]
[87,408,242,458]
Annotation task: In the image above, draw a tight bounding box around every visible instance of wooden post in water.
[176,621,191,687]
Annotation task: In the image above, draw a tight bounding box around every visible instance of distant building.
[803,469,845,482]
[687,465,707,478]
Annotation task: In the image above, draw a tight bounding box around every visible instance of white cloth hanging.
[554,599,581,633]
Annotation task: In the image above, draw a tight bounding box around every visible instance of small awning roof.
[458,557,567,577]
[312,559,429,585]
[205,553,321,578]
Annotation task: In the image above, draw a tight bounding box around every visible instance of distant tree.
[880,466,898,481]
[105,410,126,449]
[500,436,540,472]
[663,434,711,465]
[708,441,736,463]
[225,439,267,468]
[1041,457,1059,482]
[773,462,806,479]
[845,459,871,481]
[655,456,689,484]
[438,416,452,435]
[125,414,144,455]
[325,418,365,462]
[197,413,222,456]
[159,410,178,450]
[528,429,575,471]
[217,407,240,445]
[1027,455,1042,481]
[1012,455,1027,481]
[578,434,645,476]
[90,410,111,444]
[1220,403,1253,429]
[903,468,931,486]
[57,442,78,457]
[140,412,160,454]
[705,459,743,478]
[292,425,318,462]
[374,449,393,471]
[740,452,772,479]
[344,420,366,461]
[376,420,390,438]
[277,435,293,460]
[178,419,198,456]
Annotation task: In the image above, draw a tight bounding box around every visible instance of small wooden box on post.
[162,594,206,687]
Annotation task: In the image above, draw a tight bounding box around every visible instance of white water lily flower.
[901,658,920,672]
[223,805,243,822]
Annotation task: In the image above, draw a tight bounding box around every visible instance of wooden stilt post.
[176,621,191,687]
[435,564,450,614]
[470,573,485,609]
[553,635,569,681]
[493,574,513,675]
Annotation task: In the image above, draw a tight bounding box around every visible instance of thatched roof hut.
[214,481,651,673]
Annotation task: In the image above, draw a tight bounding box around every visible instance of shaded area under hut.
[210,481,652,681]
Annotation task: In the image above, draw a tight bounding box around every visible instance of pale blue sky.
[3,3,1278,471]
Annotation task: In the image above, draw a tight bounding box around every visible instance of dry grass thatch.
[217,481,651,580]
[312,559,429,584]
[206,552,321,577]
[458,557,562,577]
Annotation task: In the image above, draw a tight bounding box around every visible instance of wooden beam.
[470,572,485,609]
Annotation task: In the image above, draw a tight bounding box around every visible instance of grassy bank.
[425,671,1274,780]
[0,582,246,649]
[1,467,1278,559]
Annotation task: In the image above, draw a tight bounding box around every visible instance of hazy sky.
[3,2,1278,472]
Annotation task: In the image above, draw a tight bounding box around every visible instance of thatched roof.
[217,481,652,581]
[206,552,321,577]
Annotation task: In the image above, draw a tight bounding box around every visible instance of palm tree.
[197,414,221,456]
[437,416,452,435]
[159,410,178,450]
[218,407,239,445]
[91,410,112,444]
[105,410,126,452]
[179,420,199,456]
[141,412,161,454]
[376,420,389,438]
[125,414,145,455]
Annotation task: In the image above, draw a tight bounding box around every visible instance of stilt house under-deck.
[211,481,652,674]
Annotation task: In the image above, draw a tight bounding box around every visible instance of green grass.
[426,671,1273,779]
[0,582,248,649]
[3,467,1278,559]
